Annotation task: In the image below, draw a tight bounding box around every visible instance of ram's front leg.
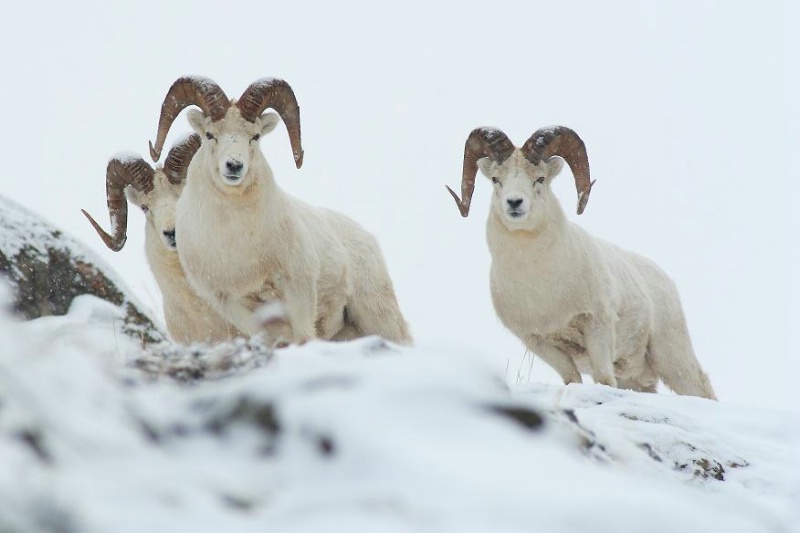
[267,277,317,346]
[209,290,269,338]
[583,322,618,388]
[527,335,582,385]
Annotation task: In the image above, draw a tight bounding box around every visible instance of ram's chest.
[490,233,582,321]
[491,266,575,333]
[177,194,289,298]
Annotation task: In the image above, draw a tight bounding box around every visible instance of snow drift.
[1,294,798,533]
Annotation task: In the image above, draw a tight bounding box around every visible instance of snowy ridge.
[1,296,798,532]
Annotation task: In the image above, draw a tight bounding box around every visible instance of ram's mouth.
[507,210,525,219]
[222,174,243,184]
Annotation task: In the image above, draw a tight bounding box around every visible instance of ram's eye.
[536,176,545,184]
[140,204,149,213]
[251,133,261,142]
[205,132,214,140]
[491,177,500,185]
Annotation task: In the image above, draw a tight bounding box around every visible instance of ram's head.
[447,127,595,227]
[82,134,201,251]
[148,76,303,192]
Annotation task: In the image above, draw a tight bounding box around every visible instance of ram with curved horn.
[82,134,241,345]
[445,125,716,399]
[149,75,411,347]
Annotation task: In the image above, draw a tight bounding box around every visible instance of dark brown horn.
[149,76,230,162]
[446,127,515,217]
[81,157,155,251]
[521,126,594,215]
[237,78,304,168]
[162,133,202,185]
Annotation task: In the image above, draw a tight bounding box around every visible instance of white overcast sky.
[1,1,797,411]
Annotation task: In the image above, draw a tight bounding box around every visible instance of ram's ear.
[187,109,210,135]
[477,157,493,179]
[259,112,281,135]
[545,156,564,178]
[124,186,146,211]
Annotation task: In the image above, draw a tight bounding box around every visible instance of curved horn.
[521,126,594,215]
[149,76,230,162]
[162,133,202,185]
[237,78,304,168]
[81,157,155,251]
[446,127,515,217]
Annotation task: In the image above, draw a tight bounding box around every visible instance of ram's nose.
[225,159,243,174]
[506,198,523,209]
[220,156,246,184]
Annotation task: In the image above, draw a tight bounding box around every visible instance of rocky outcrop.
[0,195,163,344]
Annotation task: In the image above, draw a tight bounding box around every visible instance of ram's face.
[126,174,182,251]
[188,107,280,191]
[479,151,564,229]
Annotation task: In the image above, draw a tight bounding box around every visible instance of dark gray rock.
[0,195,163,344]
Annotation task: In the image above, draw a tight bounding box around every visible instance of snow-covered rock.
[0,195,162,343]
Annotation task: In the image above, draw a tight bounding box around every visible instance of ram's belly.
[493,281,652,379]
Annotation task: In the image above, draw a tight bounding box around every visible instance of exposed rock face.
[0,195,163,344]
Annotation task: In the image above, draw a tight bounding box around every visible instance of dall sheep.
[82,134,242,344]
[446,126,716,399]
[148,76,412,346]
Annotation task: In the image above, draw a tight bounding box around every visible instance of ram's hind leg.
[330,316,364,342]
[315,287,348,341]
[647,318,716,400]
[345,262,412,345]
[340,232,412,345]
[346,288,412,345]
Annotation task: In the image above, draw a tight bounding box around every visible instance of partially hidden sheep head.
[82,133,201,252]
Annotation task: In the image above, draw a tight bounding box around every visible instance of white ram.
[82,134,241,344]
[148,76,412,346]
[446,126,716,399]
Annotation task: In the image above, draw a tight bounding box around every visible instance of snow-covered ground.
[2,296,798,533]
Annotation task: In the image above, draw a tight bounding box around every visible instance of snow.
[251,77,278,86]
[1,297,798,532]
[109,151,146,165]
[172,131,199,148]
[0,195,77,260]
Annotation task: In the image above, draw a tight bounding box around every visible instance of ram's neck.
[189,159,290,219]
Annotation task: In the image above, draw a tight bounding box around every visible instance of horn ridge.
[522,126,593,215]
[447,127,514,217]
[149,76,230,162]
